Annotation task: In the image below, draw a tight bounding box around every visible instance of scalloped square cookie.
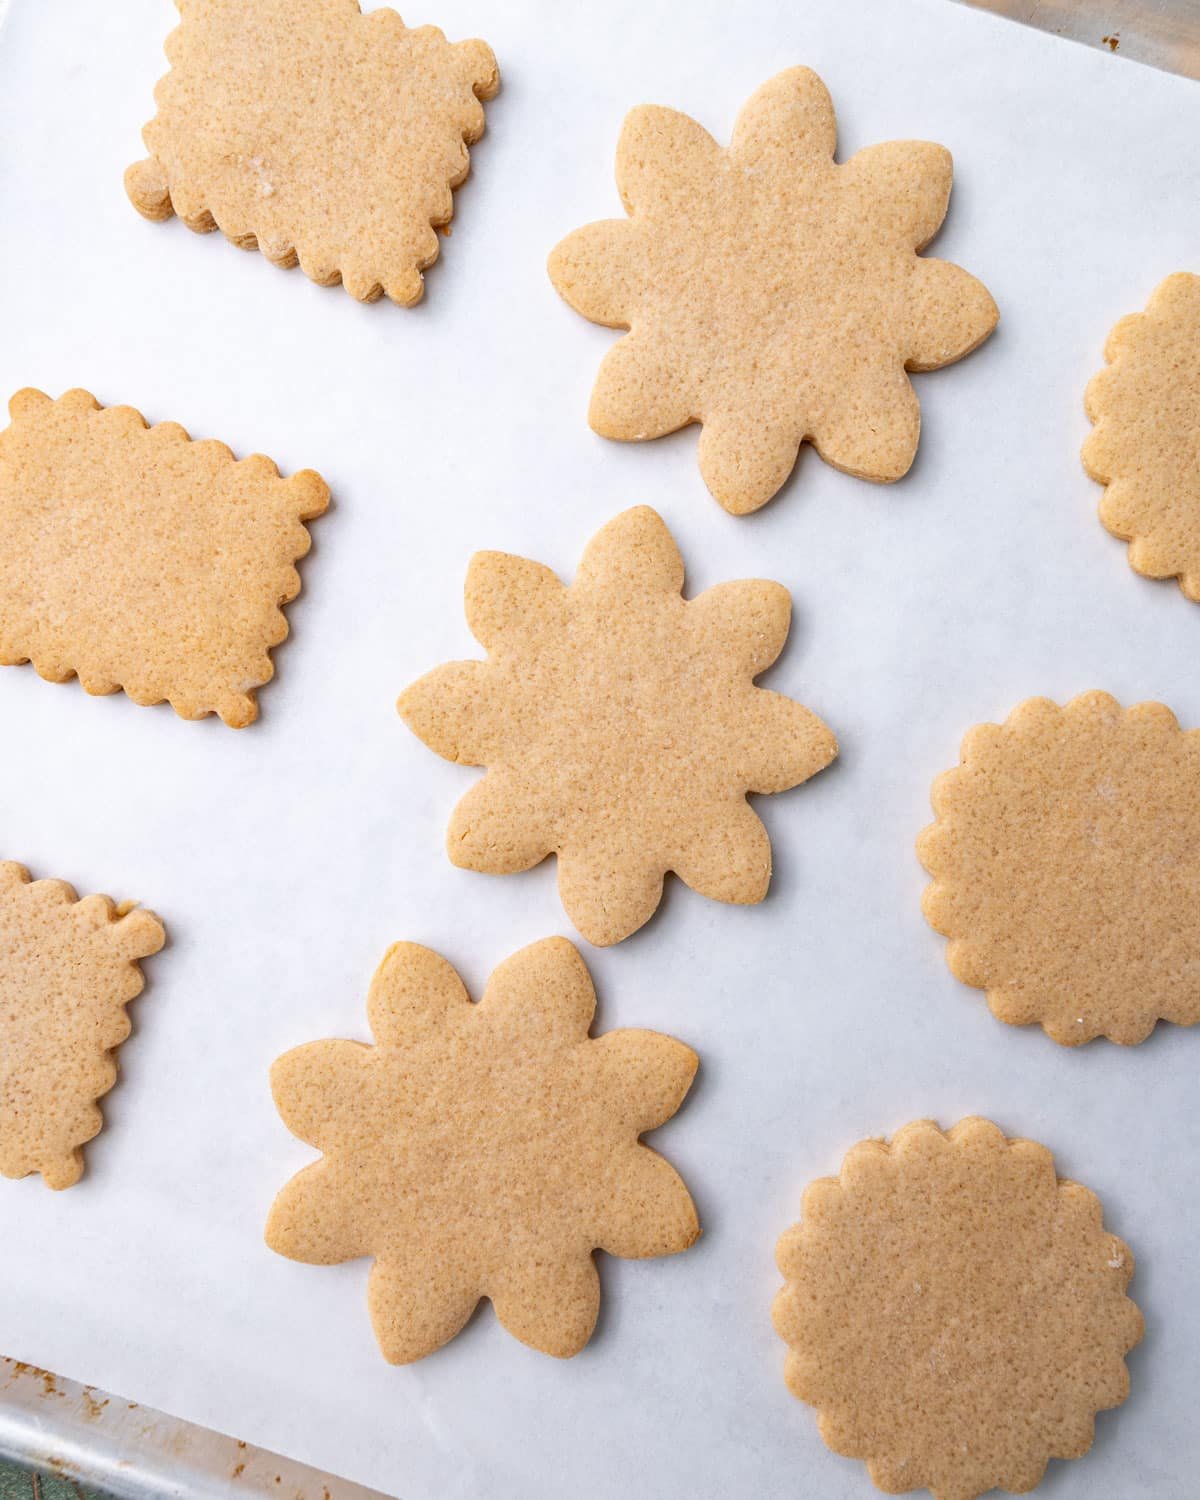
[0,388,328,727]
[126,0,499,305]
[0,863,165,1190]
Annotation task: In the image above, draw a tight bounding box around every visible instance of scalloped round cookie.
[773,1118,1142,1500]
[918,690,1200,1044]
[1083,273,1200,600]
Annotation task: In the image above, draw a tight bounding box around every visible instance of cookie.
[397,505,837,946]
[0,388,328,727]
[548,67,997,515]
[1083,273,1200,599]
[773,1118,1142,1500]
[917,691,1200,1045]
[126,0,499,305]
[0,862,165,1190]
[265,936,698,1361]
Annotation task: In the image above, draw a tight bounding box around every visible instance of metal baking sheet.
[0,1360,387,1500]
[0,0,1197,1496]
[957,0,1200,79]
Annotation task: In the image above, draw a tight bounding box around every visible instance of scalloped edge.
[0,860,166,1190]
[1082,273,1200,603]
[0,386,329,728]
[773,1116,1143,1499]
[126,4,499,307]
[917,691,1198,1045]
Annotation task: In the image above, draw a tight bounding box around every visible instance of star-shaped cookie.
[398,506,837,945]
[549,67,997,513]
[266,936,699,1361]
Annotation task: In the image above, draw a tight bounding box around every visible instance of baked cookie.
[0,388,328,727]
[126,0,498,305]
[918,691,1200,1044]
[548,67,997,514]
[397,506,837,945]
[1083,273,1200,599]
[0,862,165,1190]
[265,936,698,1361]
[774,1118,1142,1500]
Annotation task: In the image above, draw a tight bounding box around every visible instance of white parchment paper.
[0,0,1198,1495]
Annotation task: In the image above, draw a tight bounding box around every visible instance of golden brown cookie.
[1083,273,1200,600]
[397,505,837,946]
[126,0,498,305]
[265,936,698,1361]
[0,862,165,1191]
[548,67,997,515]
[774,1117,1142,1500]
[0,387,328,727]
[918,690,1200,1045]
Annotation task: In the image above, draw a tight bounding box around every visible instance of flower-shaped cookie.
[918,691,1200,1044]
[266,937,698,1361]
[1084,273,1200,599]
[774,1118,1142,1500]
[126,0,498,305]
[0,862,165,1190]
[548,67,997,514]
[398,506,837,945]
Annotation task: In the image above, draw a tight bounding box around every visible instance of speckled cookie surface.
[0,863,165,1191]
[0,388,328,727]
[773,1118,1142,1500]
[548,67,997,514]
[397,505,837,945]
[918,691,1200,1045]
[265,936,698,1362]
[126,0,498,305]
[1083,273,1200,599]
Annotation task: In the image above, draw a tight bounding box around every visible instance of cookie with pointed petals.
[774,1118,1142,1500]
[126,0,498,305]
[398,506,837,945]
[0,862,165,1190]
[0,388,327,727]
[1083,273,1200,599]
[266,936,698,1361]
[918,691,1200,1044]
[548,67,997,514]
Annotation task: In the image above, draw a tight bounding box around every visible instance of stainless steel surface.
[0,1,1193,1498]
[955,0,1200,78]
[0,1362,393,1500]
